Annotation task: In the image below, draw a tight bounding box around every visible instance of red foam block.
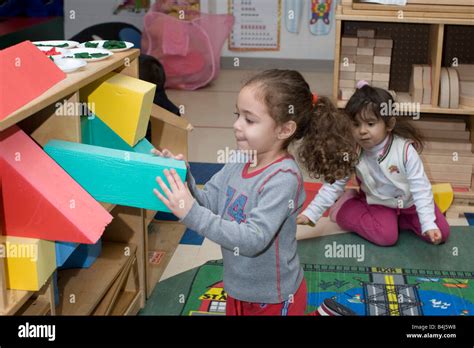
[0,40,66,120]
[0,126,112,243]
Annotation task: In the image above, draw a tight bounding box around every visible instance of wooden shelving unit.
[0,48,193,315]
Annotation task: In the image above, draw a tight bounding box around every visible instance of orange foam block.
[0,126,112,243]
[0,40,66,120]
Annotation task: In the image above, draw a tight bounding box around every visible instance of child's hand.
[297,214,315,226]
[151,148,185,161]
[153,168,195,219]
[425,229,442,245]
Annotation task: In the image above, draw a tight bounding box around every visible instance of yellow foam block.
[0,236,56,291]
[432,183,454,213]
[80,72,156,147]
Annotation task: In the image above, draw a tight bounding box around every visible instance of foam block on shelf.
[341,46,357,55]
[339,79,356,88]
[356,64,373,73]
[43,140,187,212]
[410,65,423,104]
[0,235,56,291]
[80,72,156,147]
[81,115,154,154]
[340,63,356,72]
[355,55,373,64]
[373,73,390,82]
[0,41,66,121]
[55,242,79,267]
[0,126,112,244]
[460,81,474,97]
[358,38,375,48]
[339,88,355,101]
[454,64,474,81]
[460,94,474,107]
[356,72,372,81]
[447,67,459,108]
[372,81,389,89]
[59,239,102,270]
[340,71,356,80]
[374,47,392,57]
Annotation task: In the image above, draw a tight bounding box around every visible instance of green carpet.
[140,227,474,316]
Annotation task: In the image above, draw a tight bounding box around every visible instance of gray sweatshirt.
[181,155,305,304]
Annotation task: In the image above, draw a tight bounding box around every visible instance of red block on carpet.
[0,40,66,120]
[0,126,112,243]
[302,182,329,217]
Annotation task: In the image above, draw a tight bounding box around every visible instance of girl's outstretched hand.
[151,148,185,161]
[297,214,315,227]
[425,229,442,245]
[154,168,195,219]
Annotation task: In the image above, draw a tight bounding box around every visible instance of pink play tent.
[141,8,234,90]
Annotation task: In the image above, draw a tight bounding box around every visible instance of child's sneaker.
[329,189,358,222]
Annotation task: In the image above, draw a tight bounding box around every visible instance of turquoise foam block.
[44,140,187,212]
[59,238,102,270]
[55,241,79,267]
[81,115,154,154]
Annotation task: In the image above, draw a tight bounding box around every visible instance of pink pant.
[335,191,450,246]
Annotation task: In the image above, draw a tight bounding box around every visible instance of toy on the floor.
[432,183,454,213]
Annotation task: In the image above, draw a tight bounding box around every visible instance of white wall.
[210,0,336,60]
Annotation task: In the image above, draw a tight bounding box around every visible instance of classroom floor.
[157,68,471,283]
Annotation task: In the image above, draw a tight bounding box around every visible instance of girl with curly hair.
[152,69,356,315]
[298,81,450,246]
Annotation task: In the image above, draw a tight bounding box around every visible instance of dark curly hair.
[345,84,424,152]
[243,69,358,184]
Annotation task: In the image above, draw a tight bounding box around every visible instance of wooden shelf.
[56,242,136,315]
[0,49,140,131]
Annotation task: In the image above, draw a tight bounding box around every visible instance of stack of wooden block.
[410,65,432,105]
[409,116,474,188]
[339,29,393,100]
[456,64,474,108]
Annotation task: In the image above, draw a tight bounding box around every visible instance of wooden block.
[43,140,187,212]
[417,128,470,141]
[80,72,156,147]
[409,65,423,104]
[340,55,356,65]
[0,126,112,244]
[81,115,154,154]
[371,81,389,89]
[447,68,459,108]
[340,63,356,72]
[341,37,358,47]
[358,38,375,48]
[460,81,474,97]
[410,116,466,131]
[0,236,56,291]
[356,64,373,73]
[339,88,355,101]
[373,56,391,65]
[356,72,373,81]
[357,47,374,56]
[357,29,375,38]
[425,139,472,152]
[431,183,453,213]
[422,65,432,104]
[0,41,66,120]
[373,64,390,73]
[454,64,474,81]
[374,47,392,57]
[426,171,471,186]
[341,46,357,55]
[340,71,356,80]
[460,94,474,107]
[439,67,450,108]
[372,73,390,82]
[355,55,373,64]
[375,39,393,48]
[55,242,79,267]
[339,79,356,88]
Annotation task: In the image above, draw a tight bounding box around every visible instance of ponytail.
[297,96,358,184]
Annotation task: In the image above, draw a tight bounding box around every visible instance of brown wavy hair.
[243,69,358,184]
[345,84,424,152]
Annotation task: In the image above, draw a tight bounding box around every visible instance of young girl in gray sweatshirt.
[153,70,357,315]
